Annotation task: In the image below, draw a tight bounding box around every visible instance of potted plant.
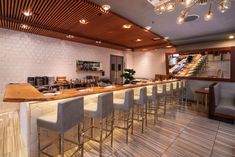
[120,69,136,84]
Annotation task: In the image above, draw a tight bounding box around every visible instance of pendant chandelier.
[147,0,233,24]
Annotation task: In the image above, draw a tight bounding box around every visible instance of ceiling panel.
[0,0,172,51]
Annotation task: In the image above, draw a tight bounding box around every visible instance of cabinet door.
[116,56,123,84]
[110,55,124,84]
[110,55,117,83]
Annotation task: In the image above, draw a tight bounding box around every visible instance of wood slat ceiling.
[0,0,173,51]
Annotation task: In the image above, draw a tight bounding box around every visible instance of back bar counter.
[3,79,178,157]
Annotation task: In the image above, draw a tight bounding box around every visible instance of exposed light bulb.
[176,16,184,24]
[184,0,194,7]
[166,3,175,12]
[204,11,213,21]
[154,7,163,15]
[218,3,227,13]
[160,5,166,12]
[223,0,231,9]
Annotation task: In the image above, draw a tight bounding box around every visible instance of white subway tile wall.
[0,28,124,112]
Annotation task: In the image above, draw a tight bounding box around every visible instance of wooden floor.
[0,103,235,157]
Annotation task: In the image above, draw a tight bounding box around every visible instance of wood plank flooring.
[0,103,234,157]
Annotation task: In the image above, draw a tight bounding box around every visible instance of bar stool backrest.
[151,85,158,100]
[57,97,84,133]
[176,81,179,90]
[139,87,147,105]
[169,83,174,95]
[124,89,134,110]
[162,84,166,94]
[98,92,113,119]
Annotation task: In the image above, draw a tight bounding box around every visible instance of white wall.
[132,49,168,79]
[0,28,124,98]
[177,40,235,51]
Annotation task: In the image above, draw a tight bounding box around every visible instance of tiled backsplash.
[0,28,124,99]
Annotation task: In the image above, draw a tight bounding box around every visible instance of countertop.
[3,80,177,102]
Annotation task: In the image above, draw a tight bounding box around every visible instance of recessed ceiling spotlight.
[152,37,161,41]
[20,24,30,29]
[22,10,33,16]
[122,24,132,29]
[96,40,102,44]
[228,35,234,39]
[102,4,111,11]
[66,35,74,39]
[166,45,173,48]
[125,48,132,51]
[136,38,142,42]
[145,26,152,30]
[79,19,88,24]
[164,37,169,40]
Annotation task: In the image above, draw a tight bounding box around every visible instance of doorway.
[110,55,124,84]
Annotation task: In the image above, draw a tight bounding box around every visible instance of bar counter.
[3,80,177,102]
[3,79,178,157]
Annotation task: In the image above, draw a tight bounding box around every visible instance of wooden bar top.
[3,80,178,102]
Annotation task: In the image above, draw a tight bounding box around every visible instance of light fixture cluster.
[148,0,233,24]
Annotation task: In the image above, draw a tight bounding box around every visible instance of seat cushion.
[84,103,98,118]
[215,98,235,117]
[37,112,58,132]
[113,98,128,111]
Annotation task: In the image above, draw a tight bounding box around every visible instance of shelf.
[76,70,102,73]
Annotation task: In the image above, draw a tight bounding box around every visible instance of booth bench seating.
[209,82,235,123]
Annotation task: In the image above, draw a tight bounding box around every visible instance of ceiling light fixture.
[147,0,233,24]
[96,40,102,44]
[66,35,74,39]
[166,45,173,48]
[204,3,213,21]
[164,37,169,40]
[101,4,111,11]
[20,24,30,29]
[136,38,142,42]
[22,10,33,16]
[122,24,132,29]
[145,26,152,30]
[79,19,88,24]
[152,37,161,41]
[228,35,234,39]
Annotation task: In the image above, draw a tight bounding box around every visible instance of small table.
[195,87,209,111]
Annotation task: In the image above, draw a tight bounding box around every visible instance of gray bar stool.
[113,89,134,144]
[157,84,167,115]
[133,87,147,133]
[84,92,114,157]
[147,85,158,125]
[37,97,84,157]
